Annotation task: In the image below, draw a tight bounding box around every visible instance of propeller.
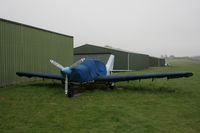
[70,58,85,68]
[65,75,68,95]
[50,59,64,70]
[49,59,70,96]
[49,58,85,97]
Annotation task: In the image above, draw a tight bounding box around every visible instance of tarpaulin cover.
[69,58,107,83]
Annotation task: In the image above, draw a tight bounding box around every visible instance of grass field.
[0,58,200,133]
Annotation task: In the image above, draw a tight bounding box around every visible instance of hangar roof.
[0,18,73,38]
[75,44,148,56]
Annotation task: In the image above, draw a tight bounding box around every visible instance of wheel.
[67,85,74,98]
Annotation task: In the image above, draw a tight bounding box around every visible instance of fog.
[0,0,200,57]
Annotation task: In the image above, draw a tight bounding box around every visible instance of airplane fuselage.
[61,58,107,83]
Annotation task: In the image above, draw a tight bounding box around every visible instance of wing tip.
[186,72,193,77]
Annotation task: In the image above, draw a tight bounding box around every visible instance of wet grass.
[0,58,200,133]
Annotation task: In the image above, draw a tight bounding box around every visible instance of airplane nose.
[62,67,72,75]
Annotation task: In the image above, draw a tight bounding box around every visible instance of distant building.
[149,56,165,67]
[74,44,165,70]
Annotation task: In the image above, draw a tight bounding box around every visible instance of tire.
[67,85,74,98]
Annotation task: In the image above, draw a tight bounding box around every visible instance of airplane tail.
[106,54,115,75]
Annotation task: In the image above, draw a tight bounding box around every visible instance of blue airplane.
[16,55,193,97]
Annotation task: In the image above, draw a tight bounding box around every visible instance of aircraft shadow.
[75,84,178,94]
[118,85,177,94]
[19,82,178,96]
[18,81,64,90]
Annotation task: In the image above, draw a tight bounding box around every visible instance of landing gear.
[67,84,74,98]
[65,82,74,98]
[108,82,116,90]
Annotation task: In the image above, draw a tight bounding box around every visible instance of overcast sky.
[0,0,200,57]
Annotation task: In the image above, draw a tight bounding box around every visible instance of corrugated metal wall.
[74,44,151,70]
[74,44,129,70]
[74,44,166,70]
[74,53,111,65]
[149,56,159,67]
[149,56,165,67]
[129,53,149,70]
[159,58,165,66]
[0,19,73,87]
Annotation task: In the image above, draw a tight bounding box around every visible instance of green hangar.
[74,44,152,70]
[0,18,73,87]
[149,56,165,67]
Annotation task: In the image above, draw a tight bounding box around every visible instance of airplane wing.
[94,72,193,82]
[16,72,64,80]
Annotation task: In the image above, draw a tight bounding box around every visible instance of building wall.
[74,44,128,70]
[129,53,149,70]
[74,44,166,70]
[74,53,111,65]
[0,19,73,86]
[149,56,165,67]
[74,44,152,70]
[149,56,159,67]
[159,58,165,66]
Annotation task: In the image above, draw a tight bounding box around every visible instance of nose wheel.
[65,75,74,98]
[65,84,74,98]
[67,84,74,97]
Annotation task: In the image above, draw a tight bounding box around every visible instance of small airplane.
[16,55,193,97]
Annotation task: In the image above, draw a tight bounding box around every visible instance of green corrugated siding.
[0,19,73,87]
[74,44,165,70]
[129,53,149,70]
[159,58,165,66]
[149,57,165,67]
[75,44,151,70]
[110,51,128,70]
[74,54,111,65]
[149,57,159,67]
[74,44,128,70]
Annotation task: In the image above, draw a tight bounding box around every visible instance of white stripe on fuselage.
[106,54,115,75]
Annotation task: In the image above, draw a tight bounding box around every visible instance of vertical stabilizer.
[106,55,115,75]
